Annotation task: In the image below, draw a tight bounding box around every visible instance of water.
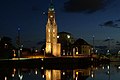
[0,62,120,80]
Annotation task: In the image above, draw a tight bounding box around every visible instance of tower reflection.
[1,62,120,80]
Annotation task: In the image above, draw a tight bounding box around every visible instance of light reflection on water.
[0,62,120,80]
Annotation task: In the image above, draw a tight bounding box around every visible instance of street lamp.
[17,27,21,59]
[43,49,45,58]
[107,37,110,55]
[92,35,95,54]
[4,43,7,48]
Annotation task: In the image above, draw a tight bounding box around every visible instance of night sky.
[0,0,120,48]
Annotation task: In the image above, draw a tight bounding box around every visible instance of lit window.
[76,72,78,75]
[53,29,55,32]
[67,35,70,38]
[48,29,50,32]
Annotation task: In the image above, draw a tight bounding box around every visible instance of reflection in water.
[45,70,61,80]
[0,62,120,80]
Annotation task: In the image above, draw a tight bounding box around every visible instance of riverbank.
[0,57,110,69]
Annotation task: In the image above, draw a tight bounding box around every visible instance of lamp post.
[17,27,21,59]
[92,35,95,54]
[43,49,45,58]
[107,37,110,55]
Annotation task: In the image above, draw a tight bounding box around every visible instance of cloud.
[64,0,111,13]
[103,38,114,42]
[100,19,120,28]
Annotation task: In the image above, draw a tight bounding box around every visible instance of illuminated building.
[73,38,91,55]
[57,32,75,55]
[45,0,61,56]
[45,70,61,80]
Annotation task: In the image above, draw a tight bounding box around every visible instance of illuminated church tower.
[46,0,61,56]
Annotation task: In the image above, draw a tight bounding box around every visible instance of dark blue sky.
[0,0,120,47]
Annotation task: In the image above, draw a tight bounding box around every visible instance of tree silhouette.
[0,36,14,59]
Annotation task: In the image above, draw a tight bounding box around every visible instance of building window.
[53,29,55,32]
[48,29,50,32]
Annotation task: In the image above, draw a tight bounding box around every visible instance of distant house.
[73,38,91,55]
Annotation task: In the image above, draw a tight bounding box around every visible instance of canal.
[0,62,120,80]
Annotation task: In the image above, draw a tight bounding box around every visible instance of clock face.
[50,15,53,18]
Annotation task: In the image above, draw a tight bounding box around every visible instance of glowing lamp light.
[76,72,78,75]
[91,74,94,78]
[76,77,78,80]
[18,27,20,30]
[20,48,22,51]
[67,35,70,38]
[13,53,16,57]
[41,67,44,69]
[35,70,38,75]
[102,66,105,69]
[41,58,44,61]
[35,49,38,52]
[19,75,23,80]
[63,72,65,75]
[76,52,78,55]
[5,77,7,80]
[12,74,15,77]
[107,65,110,69]
[42,75,45,78]
[107,71,110,74]
[57,36,59,38]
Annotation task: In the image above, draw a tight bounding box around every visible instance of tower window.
[48,29,50,32]
[53,29,55,32]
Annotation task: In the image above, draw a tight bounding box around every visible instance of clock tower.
[45,0,61,56]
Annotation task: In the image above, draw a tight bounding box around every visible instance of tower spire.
[49,0,54,11]
[46,0,61,56]
[51,0,53,4]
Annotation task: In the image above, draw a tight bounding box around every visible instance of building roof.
[57,31,75,44]
[74,38,90,45]
[58,32,72,35]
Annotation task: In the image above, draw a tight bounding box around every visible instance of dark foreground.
[0,57,109,69]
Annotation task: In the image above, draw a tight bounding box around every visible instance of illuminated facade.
[73,38,91,55]
[45,70,61,80]
[46,1,61,56]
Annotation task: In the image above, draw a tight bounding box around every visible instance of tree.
[0,36,14,59]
